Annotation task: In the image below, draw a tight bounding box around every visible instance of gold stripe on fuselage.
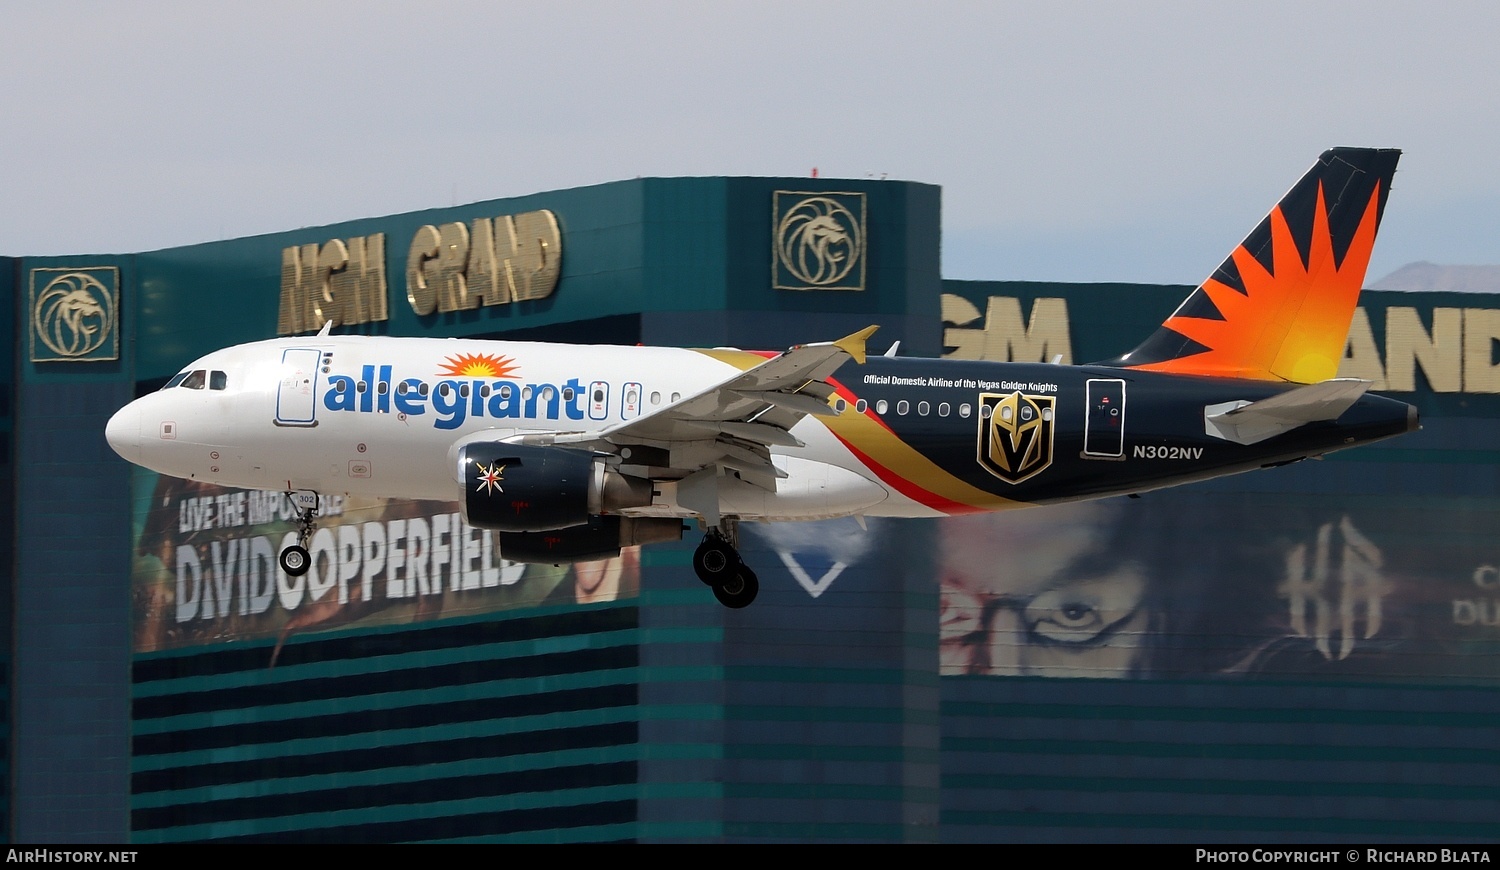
[692,348,1022,514]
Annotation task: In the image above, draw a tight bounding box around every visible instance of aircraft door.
[276,347,323,426]
[1083,378,1125,458]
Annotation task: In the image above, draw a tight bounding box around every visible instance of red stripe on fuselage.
[824,375,983,514]
[829,430,987,516]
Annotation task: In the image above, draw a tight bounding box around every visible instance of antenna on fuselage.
[316,320,334,338]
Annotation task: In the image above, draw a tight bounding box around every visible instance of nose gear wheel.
[278,491,320,577]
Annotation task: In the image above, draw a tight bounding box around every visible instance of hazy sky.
[3,1,1497,285]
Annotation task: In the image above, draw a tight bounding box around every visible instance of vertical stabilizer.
[1103,147,1400,383]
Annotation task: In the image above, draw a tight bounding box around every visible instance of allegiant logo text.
[323,365,604,430]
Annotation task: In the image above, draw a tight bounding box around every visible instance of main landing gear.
[278,491,320,577]
[692,518,758,609]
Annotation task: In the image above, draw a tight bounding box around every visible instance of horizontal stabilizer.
[1204,378,1371,445]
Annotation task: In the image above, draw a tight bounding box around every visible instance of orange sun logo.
[1139,181,1383,384]
[438,352,520,379]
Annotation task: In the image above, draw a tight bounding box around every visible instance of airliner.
[106,148,1416,609]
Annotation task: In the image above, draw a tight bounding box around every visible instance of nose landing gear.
[278,490,320,577]
[692,518,759,609]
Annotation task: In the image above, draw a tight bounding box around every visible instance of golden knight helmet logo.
[977,391,1056,484]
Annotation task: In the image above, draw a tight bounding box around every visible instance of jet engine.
[458,442,654,532]
[499,515,685,564]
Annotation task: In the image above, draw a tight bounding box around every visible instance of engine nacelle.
[499,515,685,564]
[458,442,653,532]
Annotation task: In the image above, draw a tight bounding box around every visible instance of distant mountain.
[1369,262,1500,293]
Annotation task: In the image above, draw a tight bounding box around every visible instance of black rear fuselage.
[835,356,1414,508]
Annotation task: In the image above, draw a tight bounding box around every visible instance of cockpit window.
[163,372,189,390]
[179,370,207,390]
[210,371,227,391]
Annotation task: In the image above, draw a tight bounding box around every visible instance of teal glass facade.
[6,176,1497,842]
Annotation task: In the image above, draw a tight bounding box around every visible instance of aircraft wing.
[540,326,877,504]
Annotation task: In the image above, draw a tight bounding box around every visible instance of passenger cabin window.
[897,400,910,415]
[180,370,207,390]
[210,371,227,391]
[876,399,888,415]
[918,401,930,416]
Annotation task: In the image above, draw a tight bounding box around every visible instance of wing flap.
[733,388,838,417]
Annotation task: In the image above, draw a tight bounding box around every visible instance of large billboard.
[937,491,1500,683]
[129,471,639,659]
[936,282,1500,686]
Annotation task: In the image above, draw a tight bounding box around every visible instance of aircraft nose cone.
[105,404,141,464]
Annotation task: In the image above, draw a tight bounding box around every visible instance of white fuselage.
[106,336,918,522]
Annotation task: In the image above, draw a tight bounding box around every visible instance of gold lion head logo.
[34,272,115,359]
[777,195,863,287]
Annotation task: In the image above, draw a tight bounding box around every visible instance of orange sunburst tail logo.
[1102,148,1400,384]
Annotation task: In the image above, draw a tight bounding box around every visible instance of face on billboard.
[938,491,1500,686]
[939,503,1149,677]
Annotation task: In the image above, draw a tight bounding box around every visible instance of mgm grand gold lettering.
[278,234,389,335]
[405,210,561,316]
[1341,306,1500,393]
[977,391,1056,484]
[941,294,1073,364]
[276,210,562,335]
